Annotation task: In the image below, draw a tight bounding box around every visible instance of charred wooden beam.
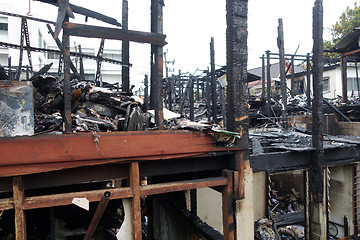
[144,74,149,111]
[122,0,130,93]
[35,0,121,27]
[226,0,249,151]
[190,76,195,121]
[62,16,72,133]
[278,18,288,130]
[78,44,85,80]
[222,170,235,240]
[84,191,112,240]
[311,0,325,203]
[266,50,272,116]
[291,55,295,97]
[261,55,265,100]
[151,0,165,130]
[210,37,217,121]
[341,55,348,103]
[306,53,311,107]
[63,22,166,46]
[47,24,80,78]
[54,0,69,39]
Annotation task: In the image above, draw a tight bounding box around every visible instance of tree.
[331,3,360,43]
[324,3,360,59]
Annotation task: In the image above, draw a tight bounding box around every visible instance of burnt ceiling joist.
[250,144,360,173]
[63,22,167,46]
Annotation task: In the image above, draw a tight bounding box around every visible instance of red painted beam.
[0,131,241,177]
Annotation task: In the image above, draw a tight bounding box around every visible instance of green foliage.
[323,3,360,60]
[331,3,360,43]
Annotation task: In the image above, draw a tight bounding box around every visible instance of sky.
[1,0,359,88]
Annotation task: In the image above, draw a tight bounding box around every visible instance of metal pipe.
[83,191,112,240]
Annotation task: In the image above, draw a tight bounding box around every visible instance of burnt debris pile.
[33,75,148,134]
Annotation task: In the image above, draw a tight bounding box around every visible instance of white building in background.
[0,2,124,86]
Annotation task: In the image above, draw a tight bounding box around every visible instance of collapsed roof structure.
[1,0,360,240]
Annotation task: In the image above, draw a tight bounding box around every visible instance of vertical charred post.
[261,54,265,100]
[266,50,272,116]
[226,0,249,141]
[151,0,164,129]
[306,53,311,107]
[62,16,72,133]
[341,55,348,103]
[122,0,130,93]
[144,74,149,111]
[277,18,288,130]
[210,37,217,122]
[311,0,324,204]
[291,55,295,97]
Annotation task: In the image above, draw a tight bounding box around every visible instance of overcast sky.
[2,0,360,87]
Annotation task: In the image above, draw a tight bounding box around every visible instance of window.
[47,51,60,60]
[103,53,121,61]
[323,77,330,93]
[347,77,360,92]
[0,22,8,31]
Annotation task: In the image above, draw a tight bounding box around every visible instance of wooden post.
[222,170,235,240]
[310,1,327,239]
[190,76,194,121]
[266,50,272,116]
[62,16,72,133]
[151,0,164,129]
[277,18,288,130]
[122,0,130,93]
[341,55,348,103]
[306,53,311,107]
[130,162,142,240]
[225,0,249,136]
[291,55,295,97]
[13,176,26,240]
[210,37,217,122]
[261,54,265,100]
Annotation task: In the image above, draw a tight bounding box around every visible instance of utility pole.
[266,50,272,116]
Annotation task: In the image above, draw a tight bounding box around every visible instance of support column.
[291,55,295,97]
[130,162,142,240]
[277,18,288,130]
[306,53,311,107]
[266,50,272,116]
[222,170,235,240]
[225,0,249,136]
[150,0,164,129]
[210,37,217,122]
[261,54,265,100]
[341,55,348,103]
[62,16,72,133]
[122,0,130,93]
[13,176,26,240]
[310,0,327,239]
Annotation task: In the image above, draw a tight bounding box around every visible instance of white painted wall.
[197,187,223,233]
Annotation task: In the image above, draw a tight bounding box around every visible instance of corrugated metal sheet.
[0,81,34,137]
